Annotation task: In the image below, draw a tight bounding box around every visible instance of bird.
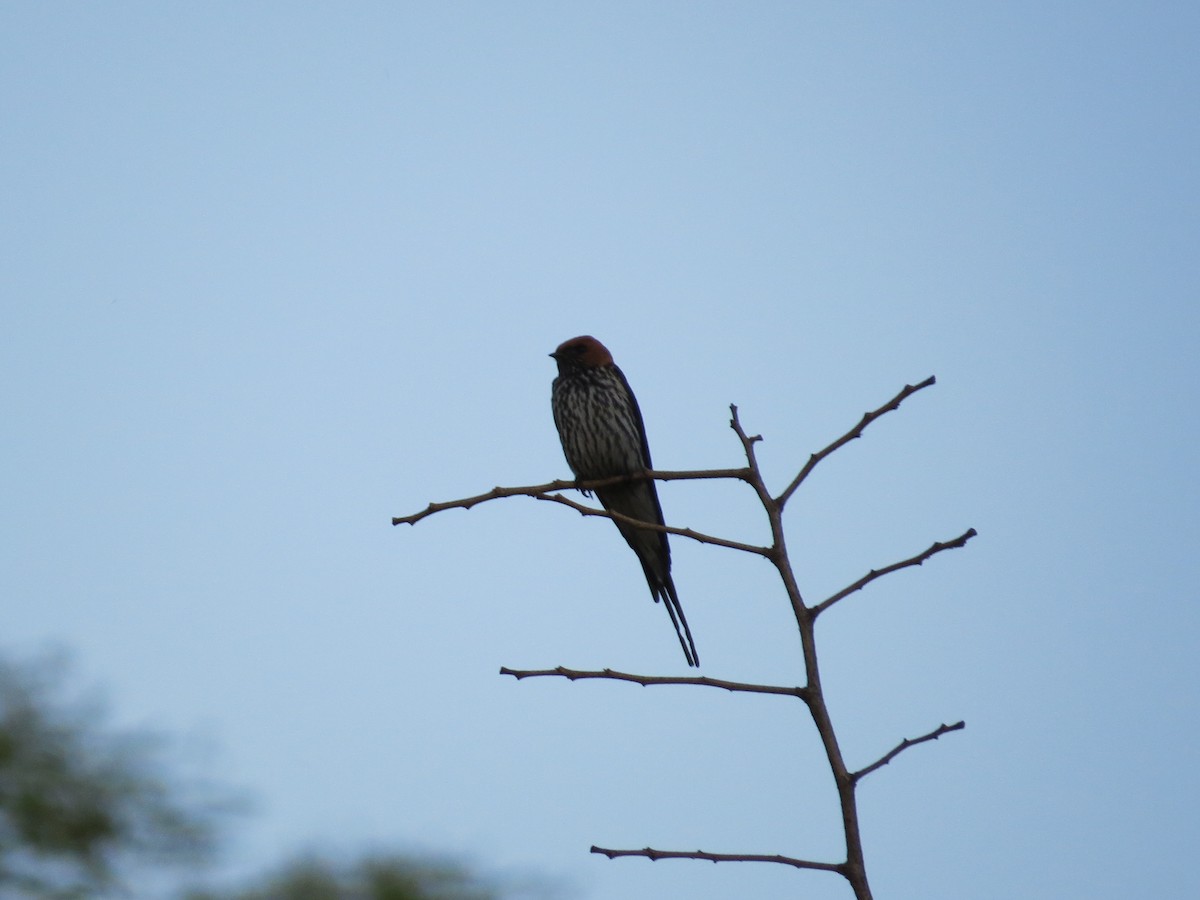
[550,335,699,667]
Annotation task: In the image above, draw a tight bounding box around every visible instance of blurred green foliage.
[0,653,219,898]
[187,853,500,900]
[0,652,545,899]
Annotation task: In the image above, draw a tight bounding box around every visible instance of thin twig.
[851,721,966,784]
[775,377,937,509]
[391,468,752,526]
[590,846,844,873]
[499,666,809,700]
[534,492,771,556]
[729,405,773,512]
[811,528,978,618]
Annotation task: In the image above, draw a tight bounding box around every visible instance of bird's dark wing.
[610,364,670,555]
[612,364,655,471]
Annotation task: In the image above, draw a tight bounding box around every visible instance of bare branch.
[499,666,808,700]
[534,491,772,556]
[775,376,937,509]
[392,479,573,526]
[395,388,970,900]
[391,468,752,527]
[729,404,763,450]
[812,527,978,617]
[851,721,966,784]
[728,406,767,489]
[590,845,844,873]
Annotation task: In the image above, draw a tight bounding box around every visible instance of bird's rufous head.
[550,335,614,373]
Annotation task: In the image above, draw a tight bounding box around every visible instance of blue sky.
[3,3,1198,898]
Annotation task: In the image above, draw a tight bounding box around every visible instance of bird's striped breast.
[551,366,648,479]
